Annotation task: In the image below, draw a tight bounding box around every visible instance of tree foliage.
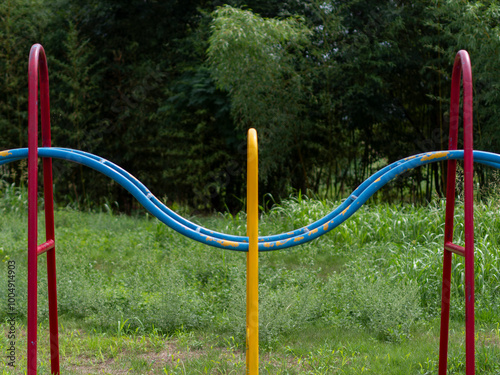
[208,6,312,195]
[0,0,46,149]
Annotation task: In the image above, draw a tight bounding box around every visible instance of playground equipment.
[0,44,497,374]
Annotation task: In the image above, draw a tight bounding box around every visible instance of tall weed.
[321,271,422,343]
[0,195,499,351]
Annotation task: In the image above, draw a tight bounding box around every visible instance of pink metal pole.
[27,43,40,375]
[40,49,60,375]
[27,43,60,375]
[462,50,475,375]
[438,50,474,375]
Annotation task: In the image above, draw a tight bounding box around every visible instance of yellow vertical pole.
[246,128,259,374]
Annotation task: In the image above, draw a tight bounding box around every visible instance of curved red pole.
[439,50,474,375]
[28,43,59,375]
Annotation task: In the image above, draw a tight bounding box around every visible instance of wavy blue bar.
[1,148,500,251]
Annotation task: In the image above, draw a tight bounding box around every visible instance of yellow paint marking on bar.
[294,236,304,242]
[276,239,291,247]
[0,150,12,157]
[421,151,449,162]
[308,228,318,236]
[216,240,239,248]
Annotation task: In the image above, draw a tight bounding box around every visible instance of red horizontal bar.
[37,239,55,256]
[444,242,465,257]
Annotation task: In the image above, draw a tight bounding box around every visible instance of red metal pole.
[438,50,474,375]
[438,50,460,375]
[39,46,60,375]
[27,44,40,375]
[461,50,475,375]
[27,43,60,375]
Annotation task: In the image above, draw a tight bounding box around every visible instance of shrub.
[322,272,422,343]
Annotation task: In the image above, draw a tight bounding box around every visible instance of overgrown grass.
[0,193,499,373]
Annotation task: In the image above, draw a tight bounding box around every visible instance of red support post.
[27,43,60,375]
[438,50,475,375]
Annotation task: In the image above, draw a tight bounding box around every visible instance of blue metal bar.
[1,148,500,251]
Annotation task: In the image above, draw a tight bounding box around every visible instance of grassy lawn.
[1,196,500,374]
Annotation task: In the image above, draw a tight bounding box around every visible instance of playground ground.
[1,195,499,374]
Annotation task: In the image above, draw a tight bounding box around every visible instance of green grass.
[0,195,500,373]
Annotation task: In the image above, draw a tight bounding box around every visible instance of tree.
[208,5,313,197]
[0,0,46,149]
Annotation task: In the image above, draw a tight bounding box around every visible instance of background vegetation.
[1,0,500,213]
[2,3,500,372]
